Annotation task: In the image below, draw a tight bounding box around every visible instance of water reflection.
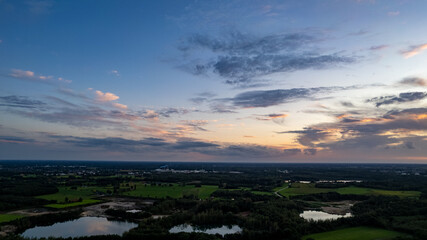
[169,224,242,236]
[21,217,137,238]
[300,210,352,221]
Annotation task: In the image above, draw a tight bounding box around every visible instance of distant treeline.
[0,176,58,211]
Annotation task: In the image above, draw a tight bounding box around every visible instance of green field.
[0,214,23,223]
[122,183,218,199]
[302,226,408,240]
[277,183,420,198]
[37,186,111,208]
[249,190,274,195]
[223,187,273,196]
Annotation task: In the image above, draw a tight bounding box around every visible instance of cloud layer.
[367,92,427,107]
[180,31,355,87]
[281,107,427,152]
[400,43,427,58]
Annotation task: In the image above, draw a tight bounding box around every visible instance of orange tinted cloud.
[95,90,120,102]
[112,102,128,109]
[401,43,427,58]
[257,113,288,121]
[9,69,53,81]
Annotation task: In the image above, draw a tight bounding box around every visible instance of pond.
[300,210,352,221]
[21,217,137,238]
[169,224,242,236]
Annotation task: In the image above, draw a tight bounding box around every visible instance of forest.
[0,161,426,240]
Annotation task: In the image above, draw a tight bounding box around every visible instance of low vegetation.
[0,214,23,223]
[121,183,218,199]
[277,183,421,198]
[302,226,408,240]
[36,186,111,208]
[1,161,426,240]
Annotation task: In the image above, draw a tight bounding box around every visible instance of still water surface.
[169,224,242,236]
[300,210,352,221]
[21,217,137,238]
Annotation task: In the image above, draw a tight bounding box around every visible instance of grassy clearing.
[302,226,408,240]
[37,186,111,208]
[197,185,220,199]
[238,187,273,195]
[122,183,218,199]
[273,183,289,192]
[250,190,274,196]
[334,186,420,197]
[220,187,273,196]
[278,183,420,198]
[0,214,23,223]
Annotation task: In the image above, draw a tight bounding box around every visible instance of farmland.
[1,161,426,239]
[277,183,421,198]
[0,214,23,223]
[121,183,218,199]
[302,226,408,240]
[36,186,111,208]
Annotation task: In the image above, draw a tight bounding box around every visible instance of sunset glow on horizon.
[0,0,426,163]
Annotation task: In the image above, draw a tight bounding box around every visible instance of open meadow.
[36,186,110,208]
[302,226,409,240]
[277,183,421,198]
[121,183,218,199]
[0,214,23,224]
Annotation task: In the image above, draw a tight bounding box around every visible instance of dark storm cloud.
[172,141,219,149]
[45,96,78,107]
[231,88,311,107]
[47,134,291,159]
[56,135,219,153]
[405,141,415,149]
[0,136,35,143]
[11,106,137,128]
[198,144,282,158]
[209,103,237,113]
[180,120,209,132]
[180,31,356,87]
[190,97,209,104]
[369,45,388,51]
[228,86,358,108]
[0,95,46,109]
[398,77,427,87]
[283,148,301,155]
[340,101,355,107]
[139,108,195,119]
[61,136,169,148]
[303,148,317,155]
[159,107,194,117]
[318,134,400,150]
[57,88,90,100]
[212,54,354,86]
[189,92,217,104]
[283,108,427,150]
[181,32,316,55]
[367,92,427,107]
[385,107,427,117]
[279,128,331,147]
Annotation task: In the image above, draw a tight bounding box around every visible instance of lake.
[300,210,352,221]
[21,217,137,238]
[169,224,242,236]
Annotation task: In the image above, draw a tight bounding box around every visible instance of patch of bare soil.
[321,200,358,215]
[0,225,17,237]
[7,208,52,217]
[82,197,151,217]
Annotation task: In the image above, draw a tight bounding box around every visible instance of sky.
[0,0,426,163]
